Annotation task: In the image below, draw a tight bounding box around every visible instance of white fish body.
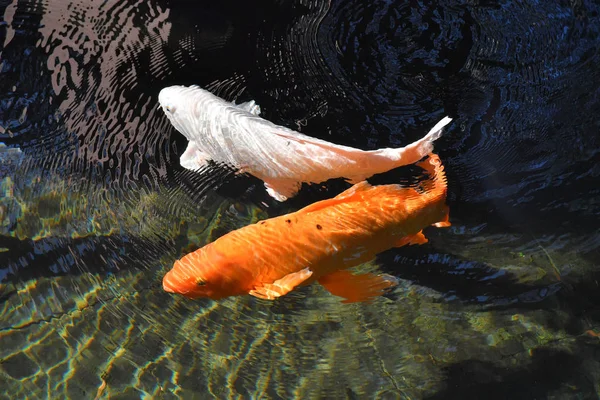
[158,85,452,201]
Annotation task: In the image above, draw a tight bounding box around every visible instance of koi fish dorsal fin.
[264,125,368,162]
[235,100,261,116]
[318,270,398,303]
[249,268,313,300]
[299,181,373,214]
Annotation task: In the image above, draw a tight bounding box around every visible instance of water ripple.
[1,0,600,398]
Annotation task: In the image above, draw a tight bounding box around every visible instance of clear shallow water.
[1,0,600,398]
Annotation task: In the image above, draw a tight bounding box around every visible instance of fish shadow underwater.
[376,246,564,311]
[424,346,596,400]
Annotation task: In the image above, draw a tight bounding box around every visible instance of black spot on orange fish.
[316,224,322,230]
[286,219,291,224]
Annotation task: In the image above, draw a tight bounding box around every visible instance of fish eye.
[164,104,176,113]
[196,278,206,286]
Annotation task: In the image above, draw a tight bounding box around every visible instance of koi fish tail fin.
[414,154,451,228]
[418,116,453,152]
[416,153,448,200]
[383,116,453,168]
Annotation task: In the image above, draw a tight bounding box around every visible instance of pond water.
[1,0,600,398]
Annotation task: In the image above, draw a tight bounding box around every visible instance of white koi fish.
[158,85,452,201]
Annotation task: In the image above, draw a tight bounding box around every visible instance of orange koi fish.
[163,154,451,303]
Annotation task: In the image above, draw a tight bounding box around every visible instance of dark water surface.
[1,0,599,398]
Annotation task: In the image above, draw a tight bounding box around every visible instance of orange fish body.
[163,154,451,303]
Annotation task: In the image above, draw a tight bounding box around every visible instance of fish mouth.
[162,269,207,297]
[162,272,187,294]
[162,277,176,293]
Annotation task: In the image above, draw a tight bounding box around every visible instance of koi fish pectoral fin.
[394,231,428,248]
[249,268,313,300]
[180,141,210,171]
[318,270,399,303]
[433,209,451,228]
[264,181,302,202]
